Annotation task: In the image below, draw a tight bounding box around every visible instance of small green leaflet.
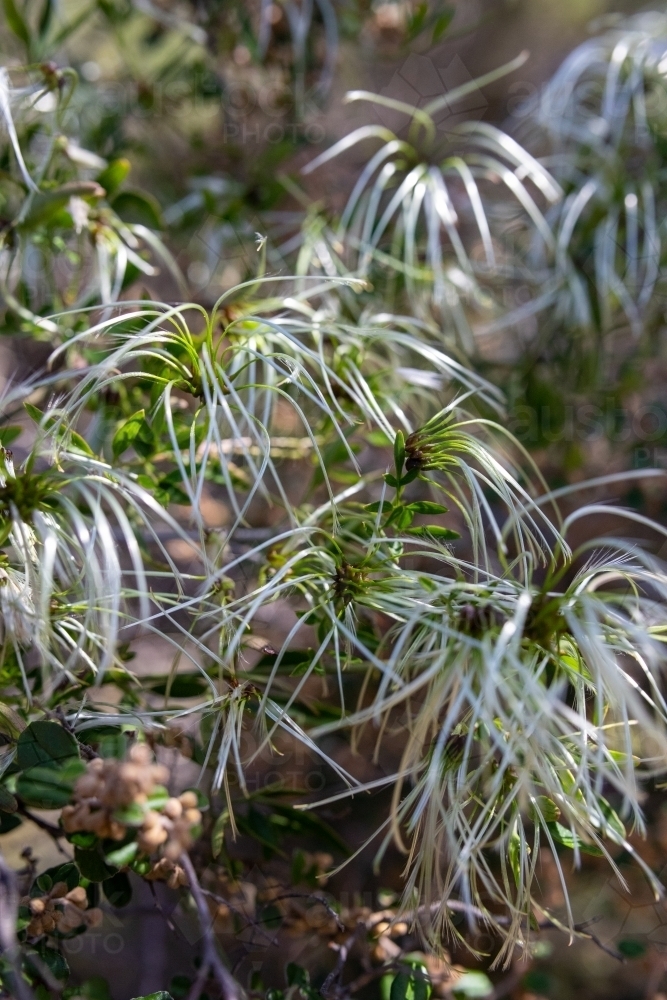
[112,409,146,458]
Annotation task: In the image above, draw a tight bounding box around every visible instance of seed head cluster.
[61,744,202,859]
[21,882,102,938]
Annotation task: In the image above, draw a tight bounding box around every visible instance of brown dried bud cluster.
[137,791,202,858]
[62,743,169,840]
[145,856,188,889]
[60,745,201,859]
[21,881,102,938]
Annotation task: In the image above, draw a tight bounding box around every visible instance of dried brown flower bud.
[65,886,88,909]
[163,797,183,819]
[179,791,198,810]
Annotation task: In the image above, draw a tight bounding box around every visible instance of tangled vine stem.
[179,851,242,1000]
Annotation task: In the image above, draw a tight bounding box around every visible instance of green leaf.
[405,526,460,540]
[111,190,163,229]
[390,968,431,1000]
[452,971,493,998]
[146,785,170,811]
[385,505,414,530]
[0,784,18,813]
[211,809,230,858]
[17,722,80,770]
[68,430,95,456]
[530,796,560,823]
[383,473,400,488]
[39,862,79,892]
[112,801,145,826]
[394,430,405,477]
[97,158,131,197]
[0,812,21,833]
[597,798,626,841]
[256,800,348,854]
[75,845,118,882]
[546,822,604,856]
[103,871,132,907]
[69,831,98,848]
[17,759,85,809]
[104,841,139,868]
[129,995,173,1000]
[30,943,69,982]
[618,938,646,958]
[38,0,55,38]
[112,409,145,458]
[432,7,455,42]
[24,403,46,425]
[286,963,313,993]
[2,0,31,48]
[147,674,208,698]
[21,182,105,228]
[363,501,393,514]
[69,978,112,1000]
[405,501,449,515]
[406,1,428,39]
[0,426,22,446]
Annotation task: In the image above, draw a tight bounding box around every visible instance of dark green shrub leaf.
[17,721,80,769]
[103,871,132,907]
[75,845,118,882]
[390,969,431,1000]
[17,759,85,809]
[147,674,208,698]
[69,831,98,849]
[618,938,646,958]
[39,862,79,893]
[29,943,69,982]
[64,978,112,1000]
[0,812,21,833]
[0,785,18,813]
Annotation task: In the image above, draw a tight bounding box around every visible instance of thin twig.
[201,887,277,947]
[274,892,345,931]
[16,807,70,856]
[180,851,242,1000]
[320,923,364,999]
